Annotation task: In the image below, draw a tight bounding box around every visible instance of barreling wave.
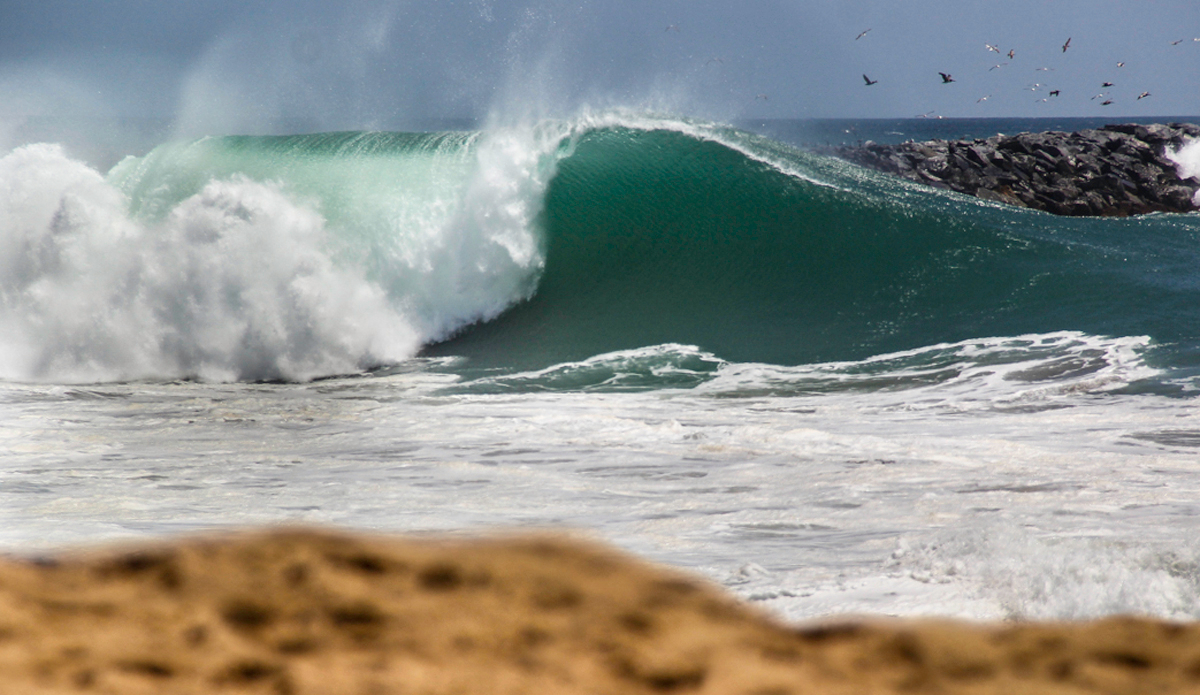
[3,111,1200,384]
[428,117,1200,382]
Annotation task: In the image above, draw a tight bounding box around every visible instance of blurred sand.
[1,528,1199,694]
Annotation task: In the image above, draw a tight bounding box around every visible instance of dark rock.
[817,123,1200,216]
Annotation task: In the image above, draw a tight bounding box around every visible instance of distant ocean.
[4,113,1200,622]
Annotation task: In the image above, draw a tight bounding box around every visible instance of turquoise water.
[36,113,1194,391]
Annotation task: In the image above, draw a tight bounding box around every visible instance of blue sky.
[1,0,1197,135]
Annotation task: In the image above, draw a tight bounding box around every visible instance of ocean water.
[4,112,1200,623]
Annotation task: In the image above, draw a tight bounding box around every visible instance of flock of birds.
[661,22,1195,112]
[853,29,1198,114]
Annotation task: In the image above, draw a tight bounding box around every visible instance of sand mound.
[1,528,1199,694]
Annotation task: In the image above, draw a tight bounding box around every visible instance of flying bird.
[1102,82,1114,87]
[1091,93,1108,100]
[1062,37,1072,52]
[1101,100,1114,106]
[1007,49,1015,59]
[1116,62,1125,67]
[1036,67,1055,71]
[1170,39,1185,45]
[1049,90,1060,97]
[664,24,680,33]
[1138,91,1151,99]
[755,94,769,101]
[863,74,878,85]
[939,72,955,83]
[989,63,1008,71]
[986,43,1001,53]
[856,28,872,40]
[705,57,723,66]
[977,95,992,103]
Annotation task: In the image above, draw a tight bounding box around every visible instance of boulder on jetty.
[5,528,1200,694]
[825,123,1200,216]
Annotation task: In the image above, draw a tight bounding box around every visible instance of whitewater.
[4,112,1200,624]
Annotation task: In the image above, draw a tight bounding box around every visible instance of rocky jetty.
[825,123,1200,216]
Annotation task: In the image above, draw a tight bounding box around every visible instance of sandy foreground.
[1,528,1199,694]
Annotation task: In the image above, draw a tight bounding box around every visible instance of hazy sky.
[2,0,1198,135]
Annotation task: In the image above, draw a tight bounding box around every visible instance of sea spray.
[1168,137,1200,206]
[0,123,572,382]
[0,143,418,382]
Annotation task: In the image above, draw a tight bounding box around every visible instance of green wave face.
[429,125,1200,373]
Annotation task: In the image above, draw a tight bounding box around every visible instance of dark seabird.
[939,72,955,83]
[1102,82,1114,87]
[1138,92,1151,100]
[1007,49,1015,59]
[1049,90,1060,97]
[1062,37,1072,52]
[862,74,878,85]
[1101,100,1114,106]
[856,28,872,40]
[1170,39,1184,45]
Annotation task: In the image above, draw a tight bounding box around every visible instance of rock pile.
[824,123,1200,216]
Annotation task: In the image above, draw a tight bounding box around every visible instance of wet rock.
[821,123,1200,216]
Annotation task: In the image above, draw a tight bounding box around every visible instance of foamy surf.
[1168,136,1200,206]
[0,144,418,382]
[0,125,563,382]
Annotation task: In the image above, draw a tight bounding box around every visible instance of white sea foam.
[694,331,1158,408]
[0,104,580,383]
[0,144,421,382]
[1167,137,1200,206]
